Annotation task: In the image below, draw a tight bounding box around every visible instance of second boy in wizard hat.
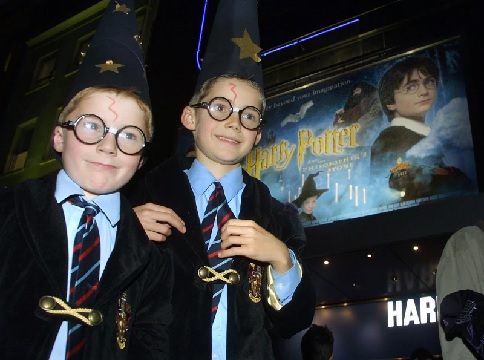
[131,0,316,359]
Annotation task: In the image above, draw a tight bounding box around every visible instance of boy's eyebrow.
[404,79,419,84]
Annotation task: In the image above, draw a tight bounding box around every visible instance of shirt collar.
[54,169,120,226]
[186,159,243,202]
[390,117,431,136]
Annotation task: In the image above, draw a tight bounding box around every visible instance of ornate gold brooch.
[116,291,131,350]
[248,263,263,303]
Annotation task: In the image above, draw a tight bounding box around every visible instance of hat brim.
[292,188,328,207]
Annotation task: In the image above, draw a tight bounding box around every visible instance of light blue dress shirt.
[49,170,120,360]
[185,160,301,360]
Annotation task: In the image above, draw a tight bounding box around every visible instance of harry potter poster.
[244,38,478,227]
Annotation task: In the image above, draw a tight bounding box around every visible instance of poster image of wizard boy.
[370,56,475,202]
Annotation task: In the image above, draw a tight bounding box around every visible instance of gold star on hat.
[232,29,262,63]
[194,0,264,91]
[96,60,125,73]
[63,0,151,107]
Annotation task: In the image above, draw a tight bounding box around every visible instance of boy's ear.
[52,126,65,153]
[181,106,196,130]
[254,131,262,146]
[386,103,396,111]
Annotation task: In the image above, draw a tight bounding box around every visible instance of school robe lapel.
[15,173,69,299]
[95,198,151,306]
[148,156,208,266]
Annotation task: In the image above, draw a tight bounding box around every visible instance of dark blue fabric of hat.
[195,0,263,92]
[64,0,151,108]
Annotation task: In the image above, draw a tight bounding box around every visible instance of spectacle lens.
[60,114,147,155]
[191,97,262,130]
[397,77,438,94]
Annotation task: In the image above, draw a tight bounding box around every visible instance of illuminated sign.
[387,295,437,327]
[246,38,478,228]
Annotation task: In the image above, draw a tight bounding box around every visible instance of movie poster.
[243,38,478,227]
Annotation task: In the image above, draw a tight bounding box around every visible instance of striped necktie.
[66,196,101,359]
[201,182,235,323]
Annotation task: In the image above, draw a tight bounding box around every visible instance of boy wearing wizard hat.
[131,0,316,359]
[0,1,173,359]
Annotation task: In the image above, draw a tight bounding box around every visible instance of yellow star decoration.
[114,1,130,14]
[231,28,262,63]
[96,60,124,73]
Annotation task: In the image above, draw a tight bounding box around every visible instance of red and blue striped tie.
[66,196,101,359]
[201,182,235,323]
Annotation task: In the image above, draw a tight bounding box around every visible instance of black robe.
[0,172,173,360]
[130,156,316,360]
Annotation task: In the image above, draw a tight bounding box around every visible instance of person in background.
[0,1,173,358]
[300,324,334,360]
[130,0,316,359]
[409,347,434,360]
[437,220,484,360]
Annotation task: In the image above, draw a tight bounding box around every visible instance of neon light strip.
[196,0,210,70]
[260,19,359,57]
[196,1,359,69]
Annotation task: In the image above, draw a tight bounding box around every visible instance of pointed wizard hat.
[194,0,264,92]
[293,172,329,208]
[64,0,151,108]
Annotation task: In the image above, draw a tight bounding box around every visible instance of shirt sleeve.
[266,249,302,309]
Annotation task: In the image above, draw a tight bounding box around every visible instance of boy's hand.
[219,219,292,274]
[134,203,186,242]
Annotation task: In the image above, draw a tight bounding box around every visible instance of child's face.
[387,69,437,120]
[53,91,146,198]
[184,77,262,173]
[301,195,319,215]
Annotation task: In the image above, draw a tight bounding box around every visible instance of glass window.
[3,118,36,173]
[32,52,57,88]
[69,34,93,73]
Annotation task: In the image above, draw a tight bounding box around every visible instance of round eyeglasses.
[394,77,438,95]
[190,97,263,131]
[60,114,149,155]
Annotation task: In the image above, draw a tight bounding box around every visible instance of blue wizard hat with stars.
[64,0,151,108]
[195,0,263,92]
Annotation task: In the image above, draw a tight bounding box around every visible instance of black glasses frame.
[190,96,263,131]
[59,114,150,155]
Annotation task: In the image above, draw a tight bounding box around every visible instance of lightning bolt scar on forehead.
[107,96,119,122]
[229,82,238,102]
